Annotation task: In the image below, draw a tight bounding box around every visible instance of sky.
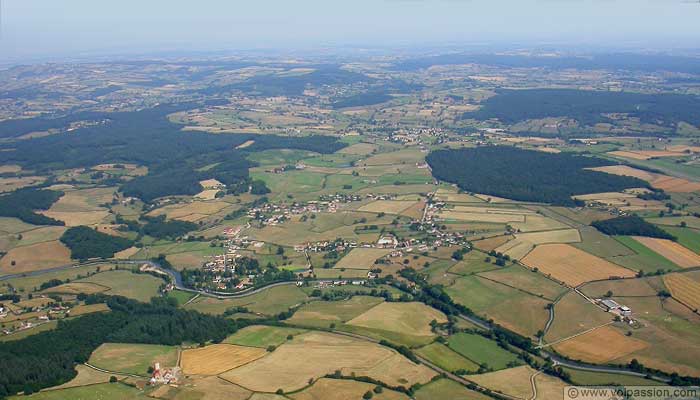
[1,0,700,62]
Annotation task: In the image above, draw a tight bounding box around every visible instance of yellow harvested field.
[359,200,417,214]
[664,273,700,311]
[114,246,140,259]
[521,244,636,287]
[48,365,126,390]
[40,210,110,226]
[68,303,111,316]
[0,176,45,192]
[334,248,392,270]
[0,165,21,174]
[553,326,650,363]
[439,211,524,223]
[591,165,700,193]
[632,237,700,268]
[195,189,220,200]
[180,344,267,375]
[495,229,581,260]
[291,378,408,400]
[220,332,435,392]
[533,371,568,400]
[451,206,536,215]
[608,150,654,160]
[236,140,255,149]
[200,178,223,188]
[347,302,447,336]
[149,200,231,220]
[609,150,688,160]
[473,235,514,252]
[510,214,569,232]
[0,240,72,275]
[468,366,535,399]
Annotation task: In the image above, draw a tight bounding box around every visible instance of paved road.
[1,258,671,383]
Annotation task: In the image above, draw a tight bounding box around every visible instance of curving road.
[1,258,672,384]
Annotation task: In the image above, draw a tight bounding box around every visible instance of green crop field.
[658,226,700,253]
[414,378,491,400]
[610,236,681,273]
[88,343,179,376]
[166,289,195,305]
[416,342,480,372]
[77,270,163,302]
[186,284,309,315]
[224,325,307,348]
[10,383,145,400]
[446,332,520,371]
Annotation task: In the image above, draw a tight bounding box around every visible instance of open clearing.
[591,165,700,193]
[494,228,580,260]
[43,282,108,295]
[220,332,435,392]
[472,235,513,252]
[47,364,127,390]
[414,379,491,400]
[553,325,650,363]
[521,244,636,287]
[186,285,309,315]
[148,200,232,221]
[478,265,567,301]
[290,378,409,400]
[334,248,391,270]
[224,325,307,348]
[467,366,537,400]
[181,343,267,375]
[346,301,447,337]
[447,332,520,371]
[632,236,700,268]
[89,343,178,376]
[415,342,480,372]
[77,270,163,302]
[288,296,384,327]
[14,382,143,399]
[664,273,700,311]
[446,275,551,337]
[358,200,417,214]
[545,291,612,343]
[0,240,72,275]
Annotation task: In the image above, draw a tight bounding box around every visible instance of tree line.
[426,146,647,206]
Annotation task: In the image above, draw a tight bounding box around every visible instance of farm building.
[599,299,632,316]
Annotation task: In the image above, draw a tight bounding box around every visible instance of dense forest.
[465,89,700,127]
[426,146,648,206]
[0,103,346,203]
[0,188,64,225]
[591,216,676,240]
[59,226,134,259]
[0,295,240,397]
[332,92,393,109]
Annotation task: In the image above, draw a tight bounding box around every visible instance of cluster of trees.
[0,188,64,225]
[426,147,646,206]
[591,215,676,240]
[0,295,242,397]
[140,215,198,240]
[466,88,700,127]
[59,226,134,260]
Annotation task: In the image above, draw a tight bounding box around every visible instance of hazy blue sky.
[1,0,700,61]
